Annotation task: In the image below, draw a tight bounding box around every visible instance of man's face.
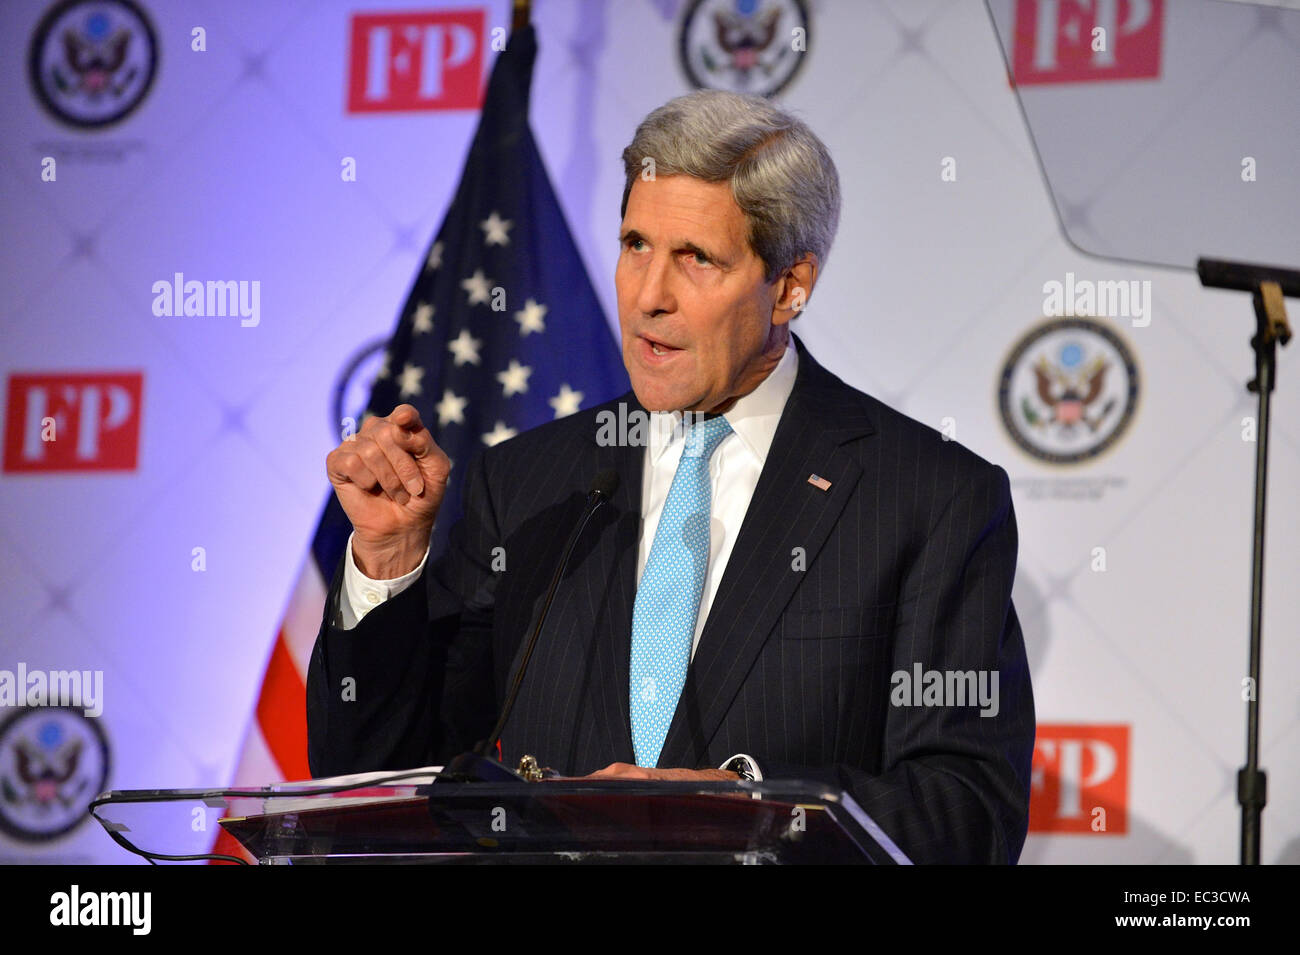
[615,174,780,413]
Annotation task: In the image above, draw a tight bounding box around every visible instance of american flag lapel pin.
[807,473,832,491]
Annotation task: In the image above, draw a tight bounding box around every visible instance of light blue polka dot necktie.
[629,413,733,767]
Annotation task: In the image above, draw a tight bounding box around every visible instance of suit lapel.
[584,394,645,764]
[657,337,875,767]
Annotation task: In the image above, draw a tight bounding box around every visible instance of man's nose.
[634,253,675,318]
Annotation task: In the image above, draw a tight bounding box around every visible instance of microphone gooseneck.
[475,468,621,763]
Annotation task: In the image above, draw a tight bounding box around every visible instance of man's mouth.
[638,334,684,361]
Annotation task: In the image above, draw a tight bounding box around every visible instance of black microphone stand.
[1196,257,1296,865]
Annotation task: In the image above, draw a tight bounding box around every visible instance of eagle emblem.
[52,15,138,100]
[998,318,1140,465]
[678,0,810,96]
[28,0,159,130]
[0,707,109,842]
[1027,352,1117,433]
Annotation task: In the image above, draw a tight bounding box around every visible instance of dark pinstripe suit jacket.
[307,335,1035,863]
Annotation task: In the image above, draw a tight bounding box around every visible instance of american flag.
[213,22,628,862]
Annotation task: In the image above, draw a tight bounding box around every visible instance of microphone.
[1197,258,1300,298]
[438,469,620,782]
[587,468,620,501]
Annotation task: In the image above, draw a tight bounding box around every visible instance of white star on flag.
[435,389,468,426]
[461,269,494,306]
[514,298,547,336]
[480,211,513,246]
[496,360,533,397]
[548,384,584,418]
[425,241,443,271]
[447,328,483,366]
[482,421,518,447]
[397,363,425,398]
[412,302,434,334]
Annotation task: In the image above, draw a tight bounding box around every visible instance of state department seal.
[678,0,810,96]
[0,705,110,842]
[998,317,1140,465]
[29,0,159,130]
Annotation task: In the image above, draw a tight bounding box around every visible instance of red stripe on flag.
[256,630,311,781]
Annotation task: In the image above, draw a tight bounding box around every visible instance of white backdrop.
[1,0,1297,864]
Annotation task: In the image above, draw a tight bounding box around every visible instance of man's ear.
[771,253,819,325]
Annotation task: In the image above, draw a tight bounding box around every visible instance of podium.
[90,774,912,864]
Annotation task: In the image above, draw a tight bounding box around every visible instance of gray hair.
[620,90,841,284]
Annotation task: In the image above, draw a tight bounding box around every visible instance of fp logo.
[1029,724,1129,834]
[347,10,484,113]
[3,372,143,472]
[1012,0,1163,85]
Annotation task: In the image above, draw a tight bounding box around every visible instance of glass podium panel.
[91,774,912,865]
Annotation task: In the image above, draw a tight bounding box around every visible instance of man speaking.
[308,90,1035,864]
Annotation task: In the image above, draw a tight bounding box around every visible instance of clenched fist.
[326,404,450,579]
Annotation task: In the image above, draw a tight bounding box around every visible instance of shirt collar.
[647,338,799,465]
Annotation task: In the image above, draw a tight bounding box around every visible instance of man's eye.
[626,238,645,251]
[691,252,711,266]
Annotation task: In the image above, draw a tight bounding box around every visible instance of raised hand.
[326,404,450,578]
